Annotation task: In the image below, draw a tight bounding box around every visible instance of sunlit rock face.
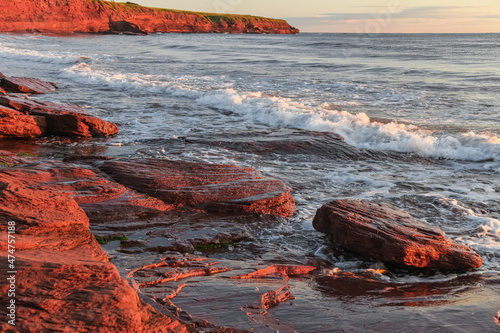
[0,0,299,35]
[0,94,119,138]
[313,199,483,270]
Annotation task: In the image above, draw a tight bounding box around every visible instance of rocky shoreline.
[0,74,485,332]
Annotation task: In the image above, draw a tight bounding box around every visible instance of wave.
[0,43,86,64]
[62,64,500,162]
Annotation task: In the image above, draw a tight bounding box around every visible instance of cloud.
[289,6,484,22]
[395,6,477,19]
[285,5,499,33]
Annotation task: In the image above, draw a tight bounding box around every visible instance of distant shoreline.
[0,0,299,35]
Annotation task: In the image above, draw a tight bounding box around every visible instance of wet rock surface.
[313,200,483,270]
[0,150,32,166]
[184,128,430,163]
[97,158,296,217]
[0,140,301,331]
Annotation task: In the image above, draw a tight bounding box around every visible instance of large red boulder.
[97,159,296,217]
[0,75,57,94]
[0,95,118,137]
[0,176,188,332]
[312,200,482,270]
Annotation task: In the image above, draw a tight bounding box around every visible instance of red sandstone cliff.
[0,0,299,34]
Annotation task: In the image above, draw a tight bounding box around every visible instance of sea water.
[1,32,499,330]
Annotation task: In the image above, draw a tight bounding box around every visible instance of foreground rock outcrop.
[0,152,297,331]
[313,200,482,270]
[0,174,189,333]
[0,0,299,35]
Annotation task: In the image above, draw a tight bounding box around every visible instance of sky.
[130,0,500,33]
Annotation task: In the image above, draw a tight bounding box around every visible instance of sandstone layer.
[96,158,296,217]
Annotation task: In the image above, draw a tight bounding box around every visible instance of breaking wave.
[63,63,500,162]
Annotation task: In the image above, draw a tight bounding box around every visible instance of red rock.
[0,95,118,137]
[97,159,296,217]
[0,87,5,95]
[312,200,482,270]
[0,162,171,223]
[231,265,316,279]
[0,76,57,94]
[0,176,189,332]
[259,284,295,310]
[0,179,96,252]
[0,105,46,138]
[0,0,298,35]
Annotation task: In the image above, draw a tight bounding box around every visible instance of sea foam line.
[0,43,86,64]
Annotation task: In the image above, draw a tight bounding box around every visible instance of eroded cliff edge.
[0,0,299,35]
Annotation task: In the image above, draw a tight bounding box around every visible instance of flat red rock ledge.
[97,159,296,217]
[313,200,482,270]
[0,76,57,94]
[0,175,190,332]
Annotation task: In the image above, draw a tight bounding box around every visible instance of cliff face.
[0,0,299,34]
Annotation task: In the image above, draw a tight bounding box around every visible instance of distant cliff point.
[0,0,299,35]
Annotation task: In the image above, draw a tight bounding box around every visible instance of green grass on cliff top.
[87,0,288,24]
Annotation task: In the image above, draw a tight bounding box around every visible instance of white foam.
[62,64,500,162]
[460,217,500,251]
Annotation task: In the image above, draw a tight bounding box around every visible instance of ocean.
[1,32,499,331]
